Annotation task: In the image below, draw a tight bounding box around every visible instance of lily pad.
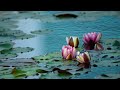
[0,30,25,36]
[0,42,14,51]
[1,47,34,54]
[33,52,61,62]
[1,65,40,79]
[0,36,15,43]
[96,74,120,79]
[11,68,27,77]
[30,29,53,35]
[0,58,36,67]
[36,69,49,73]
[16,34,35,40]
[53,13,78,19]
[0,53,18,59]
[113,40,120,46]
[40,72,62,79]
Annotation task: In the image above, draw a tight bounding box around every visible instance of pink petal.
[94,42,104,51]
[66,37,70,45]
[95,33,102,43]
[62,48,68,59]
[91,33,97,42]
[87,33,92,40]
[72,47,76,58]
[84,34,90,43]
[83,38,88,44]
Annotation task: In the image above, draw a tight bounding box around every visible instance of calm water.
[13,12,120,58]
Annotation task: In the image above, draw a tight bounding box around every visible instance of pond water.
[13,12,120,58]
[0,11,120,79]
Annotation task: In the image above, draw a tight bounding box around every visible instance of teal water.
[14,14,120,58]
[0,11,120,79]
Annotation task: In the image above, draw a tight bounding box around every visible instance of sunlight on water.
[16,18,43,34]
[14,18,47,58]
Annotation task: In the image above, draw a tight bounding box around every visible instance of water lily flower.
[66,36,79,48]
[83,32,104,50]
[76,51,91,64]
[94,42,104,51]
[62,45,76,60]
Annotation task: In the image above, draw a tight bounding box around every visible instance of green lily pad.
[53,13,78,19]
[30,29,53,35]
[11,68,27,78]
[112,60,120,63]
[16,34,35,40]
[36,69,49,73]
[0,36,15,43]
[1,47,34,54]
[4,65,40,79]
[113,40,120,46]
[0,53,18,59]
[0,58,36,67]
[96,73,120,79]
[0,42,14,51]
[0,30,25,37]
[33,52,61,62]
[0,27,10,32]
[40,72,62,79]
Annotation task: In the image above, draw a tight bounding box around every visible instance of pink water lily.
[66,36,79,48]
[62,45,76,60]
[76,51,91,64]
[83,32,104,50]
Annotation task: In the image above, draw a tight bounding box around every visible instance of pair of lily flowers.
[62,32,104,64]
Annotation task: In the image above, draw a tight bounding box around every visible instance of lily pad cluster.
[0,17,35,59]
[0,39,120,79]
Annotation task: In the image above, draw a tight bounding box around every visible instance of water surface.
[13,13,120,58]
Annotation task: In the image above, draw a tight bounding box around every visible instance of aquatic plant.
[83,32,104,50]
[66,36,79,48]
[62,45,76,60]
[76,51,91,64]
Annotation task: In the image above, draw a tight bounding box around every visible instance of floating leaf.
[31,29,53,35]
[101,74,110,77]
[0,53,18,59]
[53,13,78,19]
[112,60,120,63]
[0,42,14,51]
[33,52,61,62]
[0,30,25,36]
[1,47,34,54]
[11,68,27,78]
[0,58,36,67]
[0,36,15,43]
[40,72,62,79]
[96,74,120,79]
[113,40,120,46]
[53,68,72,76]
[36,69,49,73]
[16,34,35,40]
